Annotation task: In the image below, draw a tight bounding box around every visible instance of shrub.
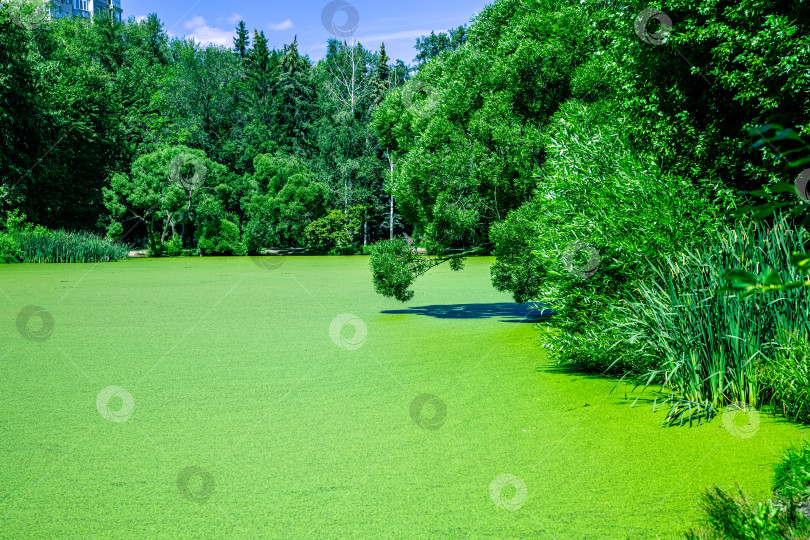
[687,442,810,539]
[304,210,352,251]
[195,198,246,256]
[491,100,723,372]
[198,218,246,256]
[165,233,183,256]
[0,233,22,263]
[684,486,810,540]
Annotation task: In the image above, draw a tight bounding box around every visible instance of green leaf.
[790,252,810,269]
[723,269,758,285]
[760,270,783,287]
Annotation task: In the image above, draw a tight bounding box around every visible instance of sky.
[122,0,492,63]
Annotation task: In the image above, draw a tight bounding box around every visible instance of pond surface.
[0,256,806,538]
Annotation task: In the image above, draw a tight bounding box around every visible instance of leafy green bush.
[165,233,184,256]
[687,443,810,539]
[198,218,246,256]
[490,100,722,372]
[684,486,810,540]
[195,198,246,256]
[0,233,22,263]
[304,210,352,251]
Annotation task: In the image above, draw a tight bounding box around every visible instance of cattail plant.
[613,212,810,425]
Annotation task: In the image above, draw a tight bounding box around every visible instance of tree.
[275,37,315,154]
[103,145,224,252]
[368,42,391,110]
[322,38,370,116]
[242,153,327,250]
[414,26,467,66]
[163,40,241,161]
[233,21,250,59]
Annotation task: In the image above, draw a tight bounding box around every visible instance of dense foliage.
[0,7,414,255]
[368,0,810,425]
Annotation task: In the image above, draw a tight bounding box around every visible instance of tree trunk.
[387,152,395,240]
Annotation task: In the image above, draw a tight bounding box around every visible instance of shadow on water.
[381,302,556,323]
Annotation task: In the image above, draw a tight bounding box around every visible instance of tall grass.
[763,332,810,423]
[15,229,130,263]
[613,212,810,423]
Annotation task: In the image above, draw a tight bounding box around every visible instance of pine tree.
[248,30,270,72]
[369,42,391,109]
[276,37,315,155]
[244,29,275,128]
[233,21,250,59]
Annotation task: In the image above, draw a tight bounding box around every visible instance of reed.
[15,229,130,263]
[613,212,810,424]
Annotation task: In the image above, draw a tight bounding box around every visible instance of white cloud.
[227,13,242,25]
[183,16,233,47]
[135,15,147,23]
[184,15,206,30]
[268,19,294,31]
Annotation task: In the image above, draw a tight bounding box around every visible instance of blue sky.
[122,0,492,63]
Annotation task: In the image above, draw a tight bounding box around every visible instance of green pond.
[0,256,807,538]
